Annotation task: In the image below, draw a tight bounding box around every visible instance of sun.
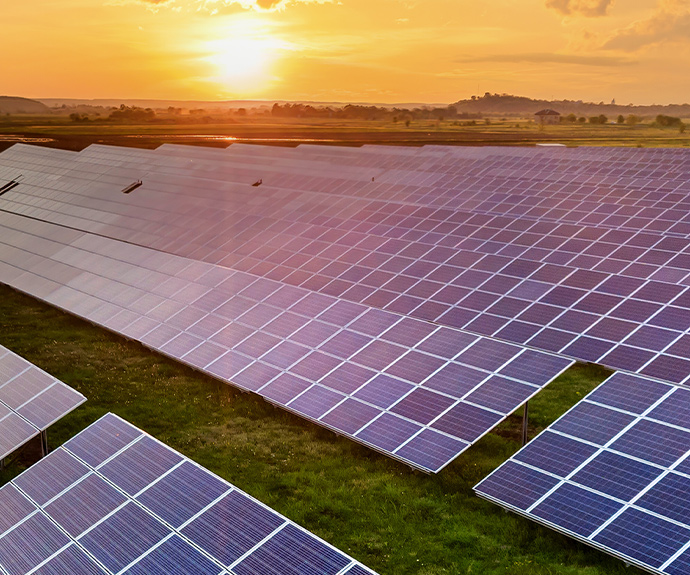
[203,20,291,95]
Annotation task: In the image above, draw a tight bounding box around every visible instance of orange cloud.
[603,1,690,51]
[546,0,614,17]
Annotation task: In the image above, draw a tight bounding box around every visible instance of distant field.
[0,114,689,151]
[0,284,643,575]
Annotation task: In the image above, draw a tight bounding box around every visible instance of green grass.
[0,284,640,575]
[1,114,689,150]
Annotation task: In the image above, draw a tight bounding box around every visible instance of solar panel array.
[5,142,690,570]
[0,412,376,575]
[0,344,86,461]
[0,211,572,472]
[3,144,690,382]
[475,372,690,575]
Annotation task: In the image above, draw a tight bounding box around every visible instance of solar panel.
[0,413,376,575]
[0,344,86,461]
[475,372,690,574]
[6,145,690,382]
[0,213,573,472]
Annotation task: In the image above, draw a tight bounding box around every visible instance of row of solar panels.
[0,344,85,461]
[0,211,573,472]
[0,412,376,575]
[3,145,690,383]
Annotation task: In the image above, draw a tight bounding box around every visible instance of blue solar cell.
[415,328,476,359]
[260,340,310,370]
[467,375,536,413]
[551,402,635,445]
[0,512,70,575]
[79,502,170,573]
[262,373,311,404]
[595,275,645,296]
[291,321,339,347]
[121,535,223,575]
[320,399,381,434]
[494,320,542,344]
[351,339,406,371]
[0,484,36,536]
[593,507,690,569]
[456,339,520,372]
[649,307,690,332]
[263,312,309,338]
[587,373,670,414]
[32,544,108,575]
[182,490,285,565]
[287,385,344,419]
[532,482,623,537]
[571,450,662,501]
[380,318,436,347]
[356,413,422,452]
[234,332,280,357]
[437,306,477,330]
[623,325,679,351]
[641,355,690,384]
[99,436,182,496]
[551,310,599,333]
[634,281,685,304]
[514,431,598,478]
[319,330,372,359]
[475,460,560,510]
[526,328,574,353]
[64,413,142,467]
[599,345,655,372]
[394,428,468,472]
[384,351,445,384]
[390,388,455,425]
[612,419,690,467]
[45,473,127,537]
[636,472,690,525]
[347,308,399,336]
[518,303,563,324]
[353,375,414,409]
[13,448,90,506]
[234,523,350,575]
[431,402,502,442]
[232,362,281,392]
[319,362,375,394]
[649,388,690,431]
[136,461,229,528]
[561,336,614,363]
[668,548,690,575]
[609,299,661,322]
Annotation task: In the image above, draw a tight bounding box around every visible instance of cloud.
[112,0,330,12]
[546,0,614,17]
[603,1,690,51]
[455,52,637,67]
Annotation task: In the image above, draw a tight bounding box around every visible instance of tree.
[617,115,625,124]
[626,114,640,126]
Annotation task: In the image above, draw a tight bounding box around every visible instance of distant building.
[535,109,561,125]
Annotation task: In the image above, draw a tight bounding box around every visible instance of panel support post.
[521,401,529,446]
[40,430,48,457]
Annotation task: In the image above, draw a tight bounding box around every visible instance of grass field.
[0,114,689,151]
[0,283,645,575]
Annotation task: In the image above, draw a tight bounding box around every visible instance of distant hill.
[453,93,690,118]
[38,98,447,111]
[0,96,50,114]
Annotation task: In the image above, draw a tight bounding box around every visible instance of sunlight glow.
[203,19,294,94]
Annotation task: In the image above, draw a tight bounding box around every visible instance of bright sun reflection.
[204,19,292,95]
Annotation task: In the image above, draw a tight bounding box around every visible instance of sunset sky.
[3,0,690,104]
